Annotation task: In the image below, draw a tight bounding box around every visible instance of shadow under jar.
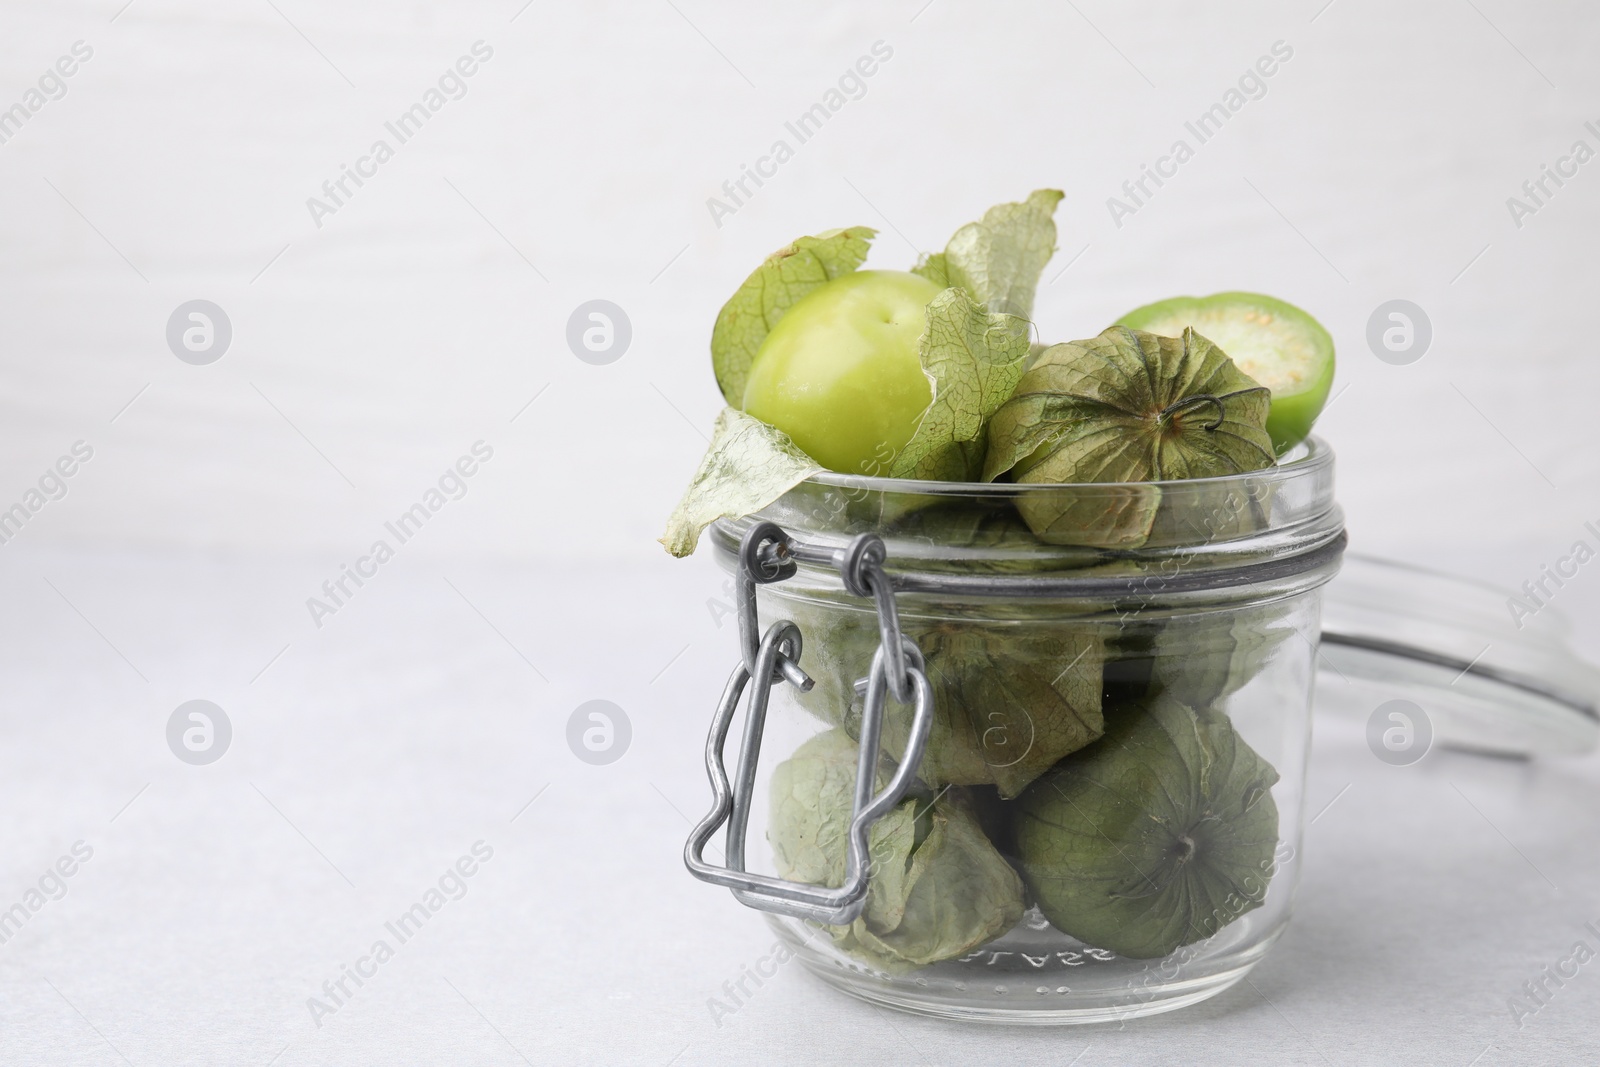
[686,438,1345,1024]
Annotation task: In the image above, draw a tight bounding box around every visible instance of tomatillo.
[1116,292,1335,454]
[742,270,940,476]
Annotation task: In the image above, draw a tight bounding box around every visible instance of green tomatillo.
[1116,292,1335,454]
[741,270,941,476]
[1016,694,1282,960]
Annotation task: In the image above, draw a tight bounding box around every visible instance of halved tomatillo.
[1117,292,1335,454]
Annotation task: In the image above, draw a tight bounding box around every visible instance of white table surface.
[1,547,1596,1066]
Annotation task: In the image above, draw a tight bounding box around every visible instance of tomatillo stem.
[1160,394,1226,432]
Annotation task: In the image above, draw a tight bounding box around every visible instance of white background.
[1,1,1598,1064]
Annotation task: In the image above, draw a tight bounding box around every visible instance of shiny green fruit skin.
[742,270,940,476]
[1116,292,1335,455]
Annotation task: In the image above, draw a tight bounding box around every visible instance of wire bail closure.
[683,525,934,925]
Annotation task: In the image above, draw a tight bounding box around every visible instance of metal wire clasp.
[683,524,934,925]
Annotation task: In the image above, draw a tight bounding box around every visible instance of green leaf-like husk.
[1015,694,1281,959]
[984,326,1276,548]
[924,189,1064,320]
[659,408,823,557]
[710,227,875,407]
[786,603,1105,799]
[769,728,1025,970]
[889,288,1032,482]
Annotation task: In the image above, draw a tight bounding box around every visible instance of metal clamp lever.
[683,523,935,926]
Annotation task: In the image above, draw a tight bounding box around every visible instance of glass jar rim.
[799,436,1331,496]
[715,436,1344,605]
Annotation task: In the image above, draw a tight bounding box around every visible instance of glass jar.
[685,438,1345,1024]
